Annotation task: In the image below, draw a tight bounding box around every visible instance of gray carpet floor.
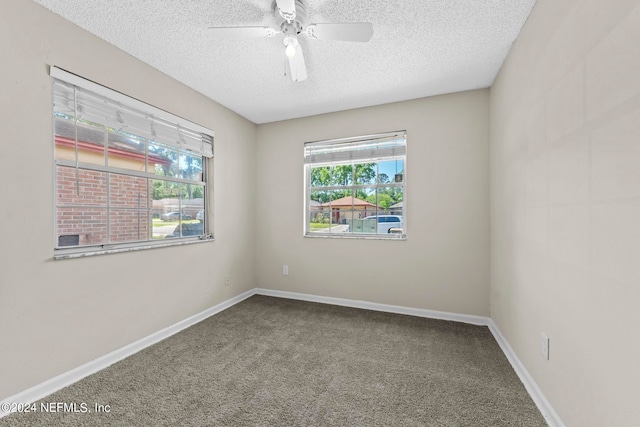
[1,295,547,426]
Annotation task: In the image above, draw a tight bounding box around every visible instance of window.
[51,67,214,258]
[304,131,406,238]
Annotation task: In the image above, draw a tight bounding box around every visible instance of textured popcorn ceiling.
[33,0,537,124]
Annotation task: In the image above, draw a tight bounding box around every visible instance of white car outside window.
[363,215,403,234]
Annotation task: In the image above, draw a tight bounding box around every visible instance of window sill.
[53,236,214,260]
[304,233,406,241]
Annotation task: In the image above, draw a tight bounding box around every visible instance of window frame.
[50,67,214,259]
[303,131,407,240]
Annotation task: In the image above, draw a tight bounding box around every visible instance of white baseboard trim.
[0,288,256,419]
[255,288,489,325]
[2,287,564,427]
[255,288,564,427]
[487,319,566,427]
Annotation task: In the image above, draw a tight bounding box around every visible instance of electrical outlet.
[541,333,549,360]
[283,265,288,276]
[224,276,231,287]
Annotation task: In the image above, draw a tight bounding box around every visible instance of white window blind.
[50,66,213,157]
[304,131,406,165]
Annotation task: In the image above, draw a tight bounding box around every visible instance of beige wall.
[0,0,257,399]
[256,91,490,316]
[490,0,640,425]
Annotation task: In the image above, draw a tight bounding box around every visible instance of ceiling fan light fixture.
[285,43,297,58]
[284,36,298,58]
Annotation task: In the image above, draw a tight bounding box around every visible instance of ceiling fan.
[208,0,374,82]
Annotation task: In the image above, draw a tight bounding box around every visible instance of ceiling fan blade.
[306,23,374,42]
[207,26,277,39]
[288,44,308,82]
[276,0,296,21]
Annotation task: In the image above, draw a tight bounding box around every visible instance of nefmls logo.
[40,402,89,413]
